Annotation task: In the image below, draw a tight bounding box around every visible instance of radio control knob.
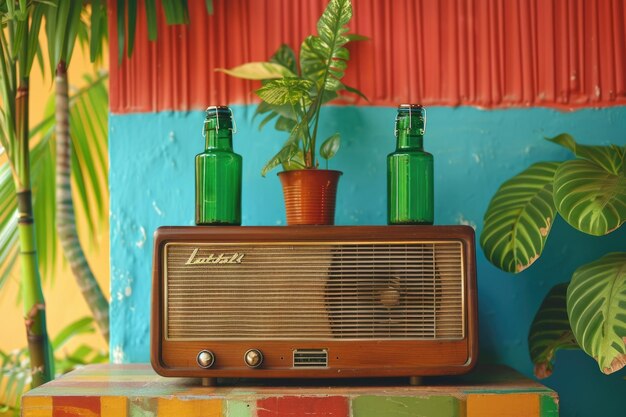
[244,349,263,368]
[197,350,215,368]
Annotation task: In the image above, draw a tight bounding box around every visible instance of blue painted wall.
[110,106,626,417]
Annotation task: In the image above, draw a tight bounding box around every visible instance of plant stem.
[16,21,53,388]
[55,61,110,342]
[300,97,314,168]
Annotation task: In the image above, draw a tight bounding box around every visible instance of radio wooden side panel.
[151,226,478,378]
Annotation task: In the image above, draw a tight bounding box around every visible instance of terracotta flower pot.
[278,169,342,225]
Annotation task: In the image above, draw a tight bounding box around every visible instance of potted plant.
[480,134,626,377]
[220,0,366,225]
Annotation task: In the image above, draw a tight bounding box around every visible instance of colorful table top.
[22,364,558,417]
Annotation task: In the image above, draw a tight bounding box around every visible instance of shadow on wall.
[109,105,626,417]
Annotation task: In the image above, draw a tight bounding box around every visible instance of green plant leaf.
[52,317,95,351]
[126,0,137,57]
[31,130,56,283]
[345,33,369,41]
[161,0,189,24]
[0,73,108,285]
[553,158,626,236]
[567,252,626,374]
[320,133,340,160]
[342,83,368,101]
[256,78,313,106]
[205,0,214,14]
[529,283,579,379]
[280,149,305,172]
[270,44,298,75]
[261,142,302,177]
[90,0,106,61]
[27,5,45,74]
[300,0,351,92]
[145,0,157,41]
[62,1,82,66]
[480,162,560,273]
[116,0,125,63]
[217,62,295,80]
[274,116,296,132]
[548,133,626,174]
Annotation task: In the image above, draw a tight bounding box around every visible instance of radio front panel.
[151,226,478,378]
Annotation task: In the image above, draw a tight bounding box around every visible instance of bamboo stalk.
[16,26,53,388]
[55,61,110,342]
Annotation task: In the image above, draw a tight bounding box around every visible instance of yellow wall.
[0,42,109,356]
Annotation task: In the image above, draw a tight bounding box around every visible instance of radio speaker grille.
[164,242,465,341]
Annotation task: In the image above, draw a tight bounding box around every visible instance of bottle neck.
[395,116,424,150]
[396,131,424,149]
[204,117,233,150]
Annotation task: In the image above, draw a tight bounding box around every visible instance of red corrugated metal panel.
[109,0,626,113]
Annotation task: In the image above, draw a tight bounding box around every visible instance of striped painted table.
[22,364,558,417]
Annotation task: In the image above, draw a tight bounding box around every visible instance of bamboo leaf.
[217,62,295,80]
[553,158,626,236]
[116,0,125,64]
[480,162,560,273]
[27,4,45,75]
[52,0,70,67]
[90,0,105,61]
[567,252,626,374]
[62,2,82,66]
[320,133,340,160]
[145,0,157,41]
[127,0,137,57]
[161,0,188,25]
[31,132,56,282]
[11,19,26,60]
[529,283,579,379]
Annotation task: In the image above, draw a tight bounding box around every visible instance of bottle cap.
[395,104,426,136]
[205,105,232,118]
[203,105,237,137]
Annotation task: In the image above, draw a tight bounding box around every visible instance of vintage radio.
[151,226,478,382]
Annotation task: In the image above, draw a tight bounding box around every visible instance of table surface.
[22,364,558,417]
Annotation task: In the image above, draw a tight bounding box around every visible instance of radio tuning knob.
[197,350,215,368]
[244,349,263,368]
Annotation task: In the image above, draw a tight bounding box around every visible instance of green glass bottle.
[387,104,434,225]
[195,106,242,225]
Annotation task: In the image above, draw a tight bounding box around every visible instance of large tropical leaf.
[528,283,579,379]
[217,62,295,80]
[553,158,626,236]
[300,0,351,92]
[480,162,560,273]
[548,133,625,174]
[567,253,626,374]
